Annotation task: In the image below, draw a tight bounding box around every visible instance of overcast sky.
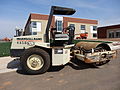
[0,0,120,38]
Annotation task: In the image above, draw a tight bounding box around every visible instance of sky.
[0,0,120,38]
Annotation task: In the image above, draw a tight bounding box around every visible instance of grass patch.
[0,42,11,57]
[73,40,113,44]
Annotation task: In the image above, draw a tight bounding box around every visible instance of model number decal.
[16,38,42,45]
[17,38,42,40]
[17,41,35,45]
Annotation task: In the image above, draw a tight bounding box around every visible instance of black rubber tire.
[20,48,50,75]
[84,37,87,39]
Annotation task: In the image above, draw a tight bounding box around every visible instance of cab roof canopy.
[46,6,76,42]
[52,6,76,15]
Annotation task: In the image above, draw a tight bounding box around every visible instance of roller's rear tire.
[20,48,50,75]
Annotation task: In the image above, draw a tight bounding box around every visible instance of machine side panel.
[52,48,70,66]
[10,35,50,57]
[11,35,50,49]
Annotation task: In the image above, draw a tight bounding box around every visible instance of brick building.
[98,24,120,38]
[24,13,98,39]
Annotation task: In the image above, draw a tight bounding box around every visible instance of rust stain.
[112,55,117,59]
[112,52,117,59]
[76,42,100,50]
[84,58,93,63]
[3,81,12,86]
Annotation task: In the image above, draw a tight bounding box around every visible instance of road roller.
[10,6,119,74]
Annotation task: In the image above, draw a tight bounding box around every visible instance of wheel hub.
[27,55,44,70]
[31,61,39,68]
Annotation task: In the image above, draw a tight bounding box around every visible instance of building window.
[109,32,114,38]
[81,25,86,30]
[93,33,97,37]
[111,32,114,38]
[93,26,97,31]
[31,21,37,28]
[69,24,75,27]
[109,33,112,38]
[116,32,120,38]
[32,32,37,35]
[56,20,63,32]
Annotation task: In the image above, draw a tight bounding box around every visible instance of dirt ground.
[0,52,120,90]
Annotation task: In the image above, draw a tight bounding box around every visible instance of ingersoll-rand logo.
[16,38,42,46]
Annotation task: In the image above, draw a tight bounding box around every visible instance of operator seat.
[50,27,57,40]
[50,26,75,46]
[68,26,75,44]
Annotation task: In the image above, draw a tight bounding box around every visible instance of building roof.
[63,17,98,24]
[25,13,98,29]
[30,13,50,20]
[25,13,54,29]
[30,13,98,24]
[98,24,120,30]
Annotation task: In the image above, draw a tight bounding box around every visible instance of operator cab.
[45,6,76,46]
[50,25,75,46]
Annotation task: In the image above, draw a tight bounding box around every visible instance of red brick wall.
[25,13,98,31]
[97,24,120,38]
[63,17,98,28]
[25,13,55,30]
[97,28,107,38]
